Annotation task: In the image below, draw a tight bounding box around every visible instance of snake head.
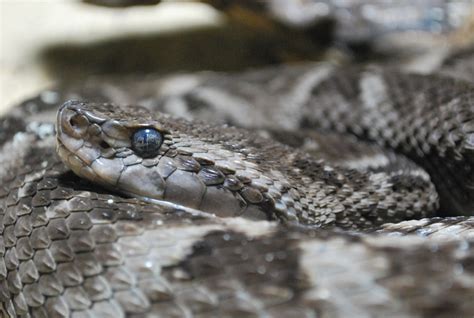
[56,100,170,198]
[56,100,277,220]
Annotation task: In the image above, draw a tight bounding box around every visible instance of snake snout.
[56,101,169,198]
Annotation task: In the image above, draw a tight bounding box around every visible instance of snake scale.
[2,2,474,318]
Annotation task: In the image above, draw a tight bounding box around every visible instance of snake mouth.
[56,105,93,181]
[57,136,211,217]
[56,137,101,183]
[56,102,109,185]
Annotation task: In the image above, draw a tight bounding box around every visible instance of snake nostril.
[63,112,89,137]
[69,117,79,127]
[99,140,111,149]
[68,114,89,130]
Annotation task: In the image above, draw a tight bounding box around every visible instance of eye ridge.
[131,128,163,158]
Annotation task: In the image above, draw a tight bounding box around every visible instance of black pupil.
[132,128,163,157]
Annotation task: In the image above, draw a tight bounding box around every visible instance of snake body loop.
[1,64,474,317]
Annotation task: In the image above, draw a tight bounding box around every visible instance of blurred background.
[1,0,473,115]
[1,0,225,113]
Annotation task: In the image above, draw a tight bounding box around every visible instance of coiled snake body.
[1,63,474,316]
[0,0,474,306]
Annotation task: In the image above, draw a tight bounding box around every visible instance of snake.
[2,2,474,318]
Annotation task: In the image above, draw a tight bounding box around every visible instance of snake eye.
[131,128,163,158]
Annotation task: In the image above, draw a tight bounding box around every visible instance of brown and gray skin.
[151,66,474,216]
[2,1,474,316]
[1,90,474,317]
[2,65,474,317]
[0,123,473,318]
[56,100,439,229]
[56,64,473,216]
